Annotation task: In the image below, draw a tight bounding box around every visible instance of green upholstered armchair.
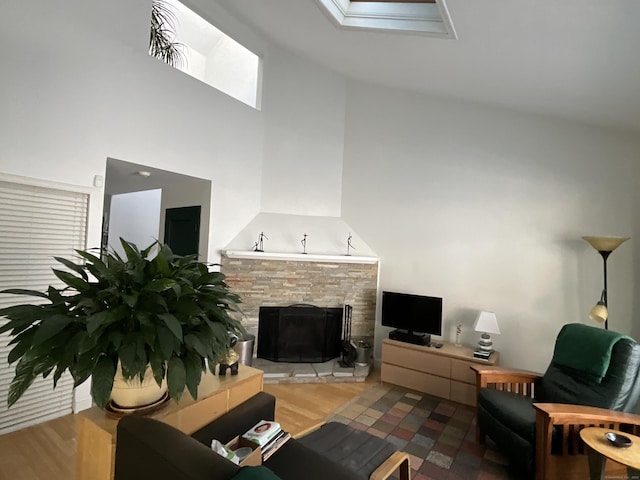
[472,323,640,480]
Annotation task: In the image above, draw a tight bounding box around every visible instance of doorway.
[164,205,201,255]
[104,158,212,260]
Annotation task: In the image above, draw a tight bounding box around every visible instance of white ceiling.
[212,0,640,133]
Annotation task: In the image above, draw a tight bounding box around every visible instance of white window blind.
[0,180,88,434]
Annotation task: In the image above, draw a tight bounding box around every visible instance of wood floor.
[0,373,379,480]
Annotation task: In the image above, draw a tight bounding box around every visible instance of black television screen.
[381,291,442,336]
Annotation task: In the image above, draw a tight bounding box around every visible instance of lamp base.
[477,332,493,352]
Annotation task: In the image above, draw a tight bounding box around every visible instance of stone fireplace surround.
[220,250,378,382]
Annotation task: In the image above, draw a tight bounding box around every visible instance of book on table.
[260,429,291,461]
[242,420,283,447]
[473,349,492,359]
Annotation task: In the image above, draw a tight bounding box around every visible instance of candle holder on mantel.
[346,233,355,256]
[252,232,268,252]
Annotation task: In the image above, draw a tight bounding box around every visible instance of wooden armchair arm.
[370,451,410,480]
[534,403,640,480]
[471,365,542,398]
[534,403,640,429]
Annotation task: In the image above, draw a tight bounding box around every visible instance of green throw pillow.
[231,466,282,480]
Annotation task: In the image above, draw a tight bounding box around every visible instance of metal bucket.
[233,334,256,366]
[354,340,372,366]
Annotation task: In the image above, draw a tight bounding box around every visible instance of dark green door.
[164,206,201,256]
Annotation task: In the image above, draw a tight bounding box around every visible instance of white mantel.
[223,250,378,264]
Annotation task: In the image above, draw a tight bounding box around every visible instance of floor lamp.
[582,235,630,330]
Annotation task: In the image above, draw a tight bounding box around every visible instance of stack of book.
[473,349,492,360]
[242,420,291,461]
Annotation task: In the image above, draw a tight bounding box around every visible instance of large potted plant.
[0,239,244,410]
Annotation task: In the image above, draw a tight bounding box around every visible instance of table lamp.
[473,311,500,352]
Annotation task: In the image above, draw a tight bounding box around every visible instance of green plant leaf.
[7,330,34,364]
[54,257,88,281]
[145,279,177,293]
[32,315,72,347]
[184,334,209,357]
[0,288,50,299]
[149,349,165,387]
[118,341,137,377]
[91,356,116,410]
[167,356,186,402]
[86,311,110,336]
[75,249,102,265]
[119,237,141,261]
[7,359,36,407]
[157,326,175,359]
[174,298,202,317]
[69,354,99,387]
[158,313,182,340]
[122,292,138,308]
[184,352,203,400]
[52,269,90,293]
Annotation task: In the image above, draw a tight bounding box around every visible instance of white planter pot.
[110,363,167,408]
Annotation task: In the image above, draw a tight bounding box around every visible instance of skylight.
[314,0,456,37]
[153,0,262,109]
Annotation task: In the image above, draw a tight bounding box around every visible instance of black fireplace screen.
[257,304,343,362]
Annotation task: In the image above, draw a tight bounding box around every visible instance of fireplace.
[257,304,343,363]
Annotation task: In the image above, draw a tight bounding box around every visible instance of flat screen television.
[381,291,442,345]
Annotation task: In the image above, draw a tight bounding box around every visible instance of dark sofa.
[114,391,393,480]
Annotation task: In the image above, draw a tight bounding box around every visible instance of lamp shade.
[589,302,608,324]
[582,236,630,253]
[473,311,500,335]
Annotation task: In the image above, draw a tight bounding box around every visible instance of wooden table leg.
[627,467,640,480]
[585,444,606,480]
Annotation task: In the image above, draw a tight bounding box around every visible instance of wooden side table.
[76,365,263,480]
[580,427,640,480]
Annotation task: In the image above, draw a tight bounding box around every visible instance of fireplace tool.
[339,304,356,367]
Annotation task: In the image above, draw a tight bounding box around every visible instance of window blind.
[0,180,88,434]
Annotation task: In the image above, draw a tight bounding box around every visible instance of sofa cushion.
[231,466,282,480]
[297,422,397,480]
[264,438,362,480]
[115,416,240,480]
[478,389,536,443]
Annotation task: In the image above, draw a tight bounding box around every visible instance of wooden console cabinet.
[76,365,264,480]
[381,339,498,406]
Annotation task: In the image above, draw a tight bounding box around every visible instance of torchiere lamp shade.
[582,235,630,330]
[582,236,630,253]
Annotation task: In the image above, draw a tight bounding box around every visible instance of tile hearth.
[251,358,372,384]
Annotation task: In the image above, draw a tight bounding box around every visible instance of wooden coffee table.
[580,427,640,480]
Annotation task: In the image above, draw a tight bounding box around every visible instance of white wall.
[109,189,162,256]
[3,0,640,414]
[225,212,376,256]
[0,0,265,261]
[260,48,347,216]
[341,82,640,373]
[0,0,266,409]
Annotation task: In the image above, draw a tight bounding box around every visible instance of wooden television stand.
[381,338,498,406]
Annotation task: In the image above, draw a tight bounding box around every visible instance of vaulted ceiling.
[211,0,640,133]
